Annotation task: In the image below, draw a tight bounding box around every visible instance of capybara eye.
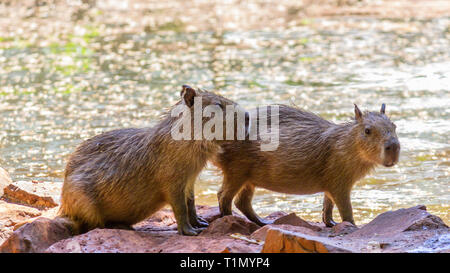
[365,128,371,135]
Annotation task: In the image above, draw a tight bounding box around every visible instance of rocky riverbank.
[0,167,449,253]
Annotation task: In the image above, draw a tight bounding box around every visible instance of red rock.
[2,181,61,209]
[0,217,72,253]
[0,200,42,245]
[0,167,12,197]
[349,205,448,238]
[264,211,288,221]
[200,215,260,236]
[331,221,358,236]
[262,228,353,253]
[251,224,319,241]
[272,212,322,231]
[47,228,262,253]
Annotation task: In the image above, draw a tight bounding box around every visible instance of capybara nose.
[385,138,400,154]
[384,138,400,166]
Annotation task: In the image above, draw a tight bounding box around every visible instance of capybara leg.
[218,176,244,217]
[186,188,208,228]
[333,191,355,225]
[322,193,337,227]
[169,188,200,236]
[234,184,271,226]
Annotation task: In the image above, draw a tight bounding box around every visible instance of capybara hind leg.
[332,190,355,225]
[186,189,208,228]
[234,184,271,226]
[322,193,337,227]
[218,176,244,217]
[59,190,104,234]
[169,188,200,236]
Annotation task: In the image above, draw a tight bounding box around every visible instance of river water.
[0,14,448,224]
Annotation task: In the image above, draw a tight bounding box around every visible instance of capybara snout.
[383,137,400,167]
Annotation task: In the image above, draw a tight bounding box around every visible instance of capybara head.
[176,85,249,141]
[353,104,400,167]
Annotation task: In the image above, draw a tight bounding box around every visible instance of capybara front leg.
[333,191,355,225]
[234,184,271,226]
[186,187,209,228]
[169,188,200,236]
[322,193,337,227]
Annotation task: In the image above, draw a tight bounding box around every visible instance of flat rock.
[0,217,72,253]
[2,181,61,209]
[272,212,322,231]
[0,167,12,197]
[262,227,353,253]
[47,228,262,253]
[200,215,260,236]
[251,224,319,241]
[349,205,448,238]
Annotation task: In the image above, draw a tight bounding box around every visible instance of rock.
[408,234,450,253]
[251,224,319,241]
[272,212,322,231]
[262,228,353,253]
[0,217,72,253]
[331,221,358,236]
[0,200,42,245]
[264,211,288,221]
[1,205,446,253]
[0,167,12,197]
[2,181,61,209]
[134,206,227,232]
[200,215,260,236]
[47,228,262,253]
[349,205,448,238]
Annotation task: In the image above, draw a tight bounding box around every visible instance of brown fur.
[213,104,400,227]
[59,86,247,235]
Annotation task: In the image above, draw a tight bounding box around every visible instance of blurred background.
[0,0,448,224]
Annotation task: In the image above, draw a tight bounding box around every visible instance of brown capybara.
[214,104,400,227]
[59,85,248,235]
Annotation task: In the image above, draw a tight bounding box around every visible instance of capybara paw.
[324,219,337,227]
[180,226,201,236]
[256,219,273,226]
[193,216,209,227]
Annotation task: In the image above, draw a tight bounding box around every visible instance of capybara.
[214,104,400,227]
[59,85,248,235]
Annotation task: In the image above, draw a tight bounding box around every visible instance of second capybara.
[59,85,248,235]
[214,104,400,227]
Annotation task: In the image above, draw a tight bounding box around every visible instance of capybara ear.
[181,85,197,107]
[354,104,363,122]
[380,103,386,114]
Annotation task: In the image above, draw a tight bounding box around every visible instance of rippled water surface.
[0,12,448,224]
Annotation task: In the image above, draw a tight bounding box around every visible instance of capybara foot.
[180,225,203,236]
[191,216,209,228]
[324,219,337,227]
[254,218,273,226]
